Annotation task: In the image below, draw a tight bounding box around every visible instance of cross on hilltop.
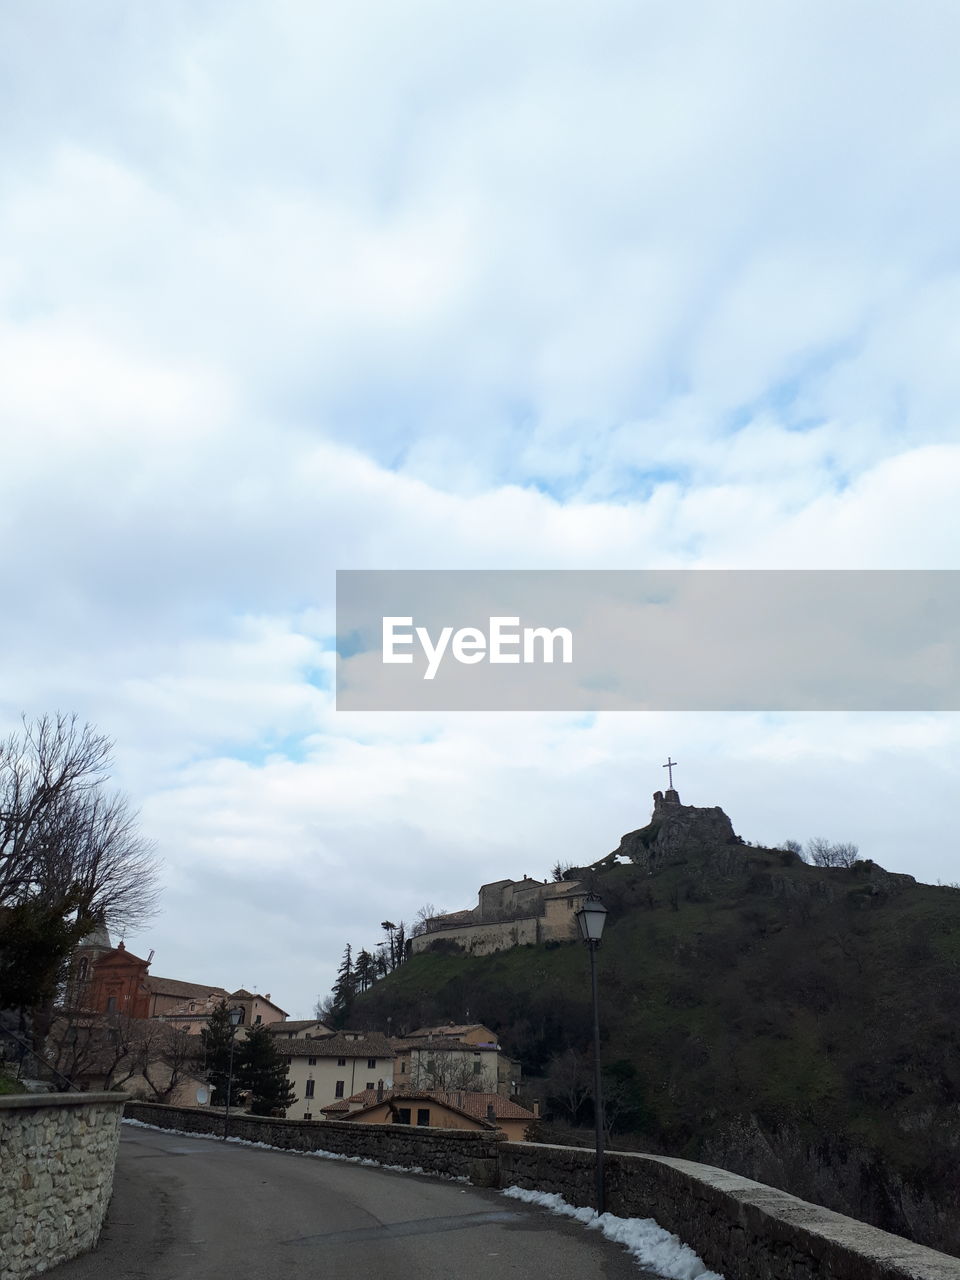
[662,756,678,789]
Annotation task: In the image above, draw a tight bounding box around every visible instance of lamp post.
[222,1005,243,1141]
[575,893,608,1215]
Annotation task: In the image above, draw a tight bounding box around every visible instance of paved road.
[49,1125,655,1280]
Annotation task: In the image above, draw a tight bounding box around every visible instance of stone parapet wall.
[1,1092,126,1280]
[123,1104,960,1279]
[124,1101,504,1186]
[499,1143,960,1280]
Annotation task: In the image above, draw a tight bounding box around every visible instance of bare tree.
[544,1046,593,1123]
[0,714,112,905]
[410,1049,482,1092]
[805,837,860,869]
[410,903,445,938]
[0,714,160,1034]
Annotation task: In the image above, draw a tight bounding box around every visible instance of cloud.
[2,0,960,1013]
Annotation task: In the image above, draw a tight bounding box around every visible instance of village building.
[265,1020,334,1041]
[320,1086,538,1141]
[275,1031,394,1121]
[391,1024,521,1096]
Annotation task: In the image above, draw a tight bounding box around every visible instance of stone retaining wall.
[124,1101,503,1186]
[1,1092,126,1280]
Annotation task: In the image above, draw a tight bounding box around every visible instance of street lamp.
[575,893,608,1215]
[222,1005,244,1141]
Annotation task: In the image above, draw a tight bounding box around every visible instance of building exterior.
[410,876,588,957]
[320,1087,537,1141]
[82,943,152,1019]
[154,989,288,1036]
[276,1032,394,1120]
[266,1020,334,1041]
[392,1031,521,1096]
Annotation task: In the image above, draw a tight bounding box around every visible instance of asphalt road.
[48,1124,656,1280]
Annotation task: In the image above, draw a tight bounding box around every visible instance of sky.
[2,1,959,1019]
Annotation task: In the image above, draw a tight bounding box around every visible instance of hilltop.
[350,790,960,1257]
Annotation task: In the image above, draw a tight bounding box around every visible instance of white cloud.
[2,0,959,1013]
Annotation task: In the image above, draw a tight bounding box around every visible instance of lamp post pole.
[588,935,605,1215]
[575,893,608,1217]
[222,1006,243,1141]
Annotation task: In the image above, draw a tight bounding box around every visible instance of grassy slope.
[355,850,960,1211]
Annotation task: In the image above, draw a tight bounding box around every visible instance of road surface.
[49,1124,657,1279]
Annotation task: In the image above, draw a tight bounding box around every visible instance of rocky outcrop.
[604,790,740,870]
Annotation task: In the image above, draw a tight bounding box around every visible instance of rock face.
[607,790,739,869]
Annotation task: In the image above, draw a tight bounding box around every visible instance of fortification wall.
[409,916,541,956]
[1,1092,126,1280]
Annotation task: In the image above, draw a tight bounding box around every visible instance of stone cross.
[662,756,677,789]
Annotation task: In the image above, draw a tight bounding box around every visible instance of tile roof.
[144,977,229,1000]
[274,1032,394,1059]
[326,1086,535,1123]
[266,1020,334,1035]
[405,1023,495,1039]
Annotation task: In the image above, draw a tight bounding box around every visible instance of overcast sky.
[2,2,959,1019]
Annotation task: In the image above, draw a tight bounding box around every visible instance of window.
[367,1057,376,1069]
[426,1059,435,1073]
[304,1113,312,1121]
[416,1109,430,1127]
[254,1015,261,1025]
[106,996,117,1013]
[473,1060,482,1074]
[335,1080,345,1098]
[395,1108,411,1125]
[305,1080,315,1098]
[400,1060,407,1074]
[308,1056,317,1066]
[366,1082,374,1090]
[78,958,88,981]
[337,1057,346,1066]
[237,1006,245,1024]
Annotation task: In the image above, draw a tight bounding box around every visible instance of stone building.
[409,875,587,957]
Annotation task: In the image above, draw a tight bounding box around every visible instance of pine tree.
[200,1000,243,1106]
[354,948,376,993]
[237,1024,296,1116]
[330,943,356,1025]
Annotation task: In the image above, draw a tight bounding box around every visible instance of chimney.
[264,993,270,1001]
[532,1100,540,1117]
[486,1103,496,1122]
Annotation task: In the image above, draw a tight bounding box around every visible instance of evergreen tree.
[330,943,356,1025]
[354,948,377,993]
[201,1000,243,1106]
[238,1024,296,1116]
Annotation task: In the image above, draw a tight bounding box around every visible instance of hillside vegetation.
[353,843,960,1256]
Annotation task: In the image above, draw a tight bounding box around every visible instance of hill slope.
[353,829,960,1256]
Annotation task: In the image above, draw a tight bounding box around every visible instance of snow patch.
[501,1186,724,1280]
[121,1117,473,1179]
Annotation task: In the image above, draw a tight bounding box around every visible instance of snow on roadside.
[501,1186,724,1280]
[121,1117,465,1179]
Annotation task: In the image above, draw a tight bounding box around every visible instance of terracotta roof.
[144,976,229,1000]
[274,1033,394,1059]
[405,1023,495,1040]
[327,1086,535,1123]
[394,1039,498,1053]
[266,1020,334,1036]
